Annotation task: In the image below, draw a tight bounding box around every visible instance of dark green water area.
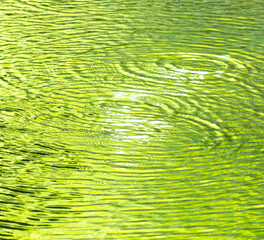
[0,0,264,239]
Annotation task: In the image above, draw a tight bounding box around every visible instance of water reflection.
[0,0,264,239]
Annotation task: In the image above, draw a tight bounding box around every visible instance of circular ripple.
[118,51,252,83]
[114,48,264,156]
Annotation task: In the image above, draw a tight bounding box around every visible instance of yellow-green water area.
[0,0,263,239]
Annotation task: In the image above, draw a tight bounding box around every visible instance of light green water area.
[0,0,264,239]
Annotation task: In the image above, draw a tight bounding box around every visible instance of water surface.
[0,0,264,239]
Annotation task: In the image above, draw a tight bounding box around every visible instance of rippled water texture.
[0,0,264,239]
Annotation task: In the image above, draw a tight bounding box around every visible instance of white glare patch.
[114,162,134,166]
[209,123,220,129]
[218,55,230,59]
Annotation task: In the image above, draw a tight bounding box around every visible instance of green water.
[0,0,264,239]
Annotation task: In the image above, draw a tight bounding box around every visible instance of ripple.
[15,0,88,14]
[117,51,253,82]
[114,45,263,151]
